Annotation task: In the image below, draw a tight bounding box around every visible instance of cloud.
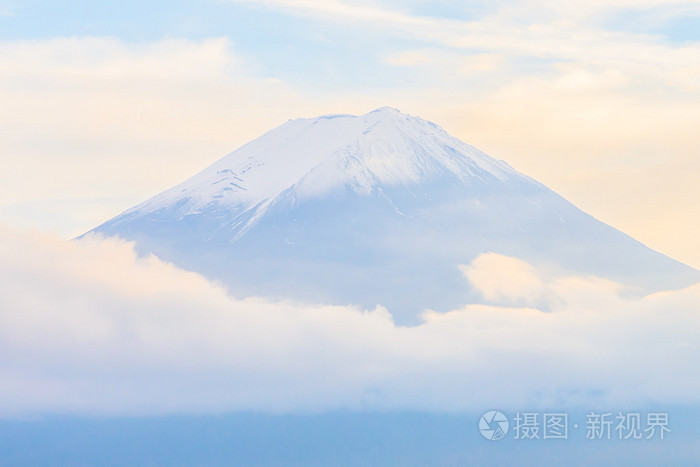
[229,0,700,88]
[460,253,545,304]
[382,50,433,67]
[0,226,699,416]
[232,0,428,27]
[0,37,311,238]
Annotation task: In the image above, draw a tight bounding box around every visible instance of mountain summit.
[90,108,699,323]
[118,106,520,233]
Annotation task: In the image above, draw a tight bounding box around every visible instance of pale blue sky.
[2,0,698,88]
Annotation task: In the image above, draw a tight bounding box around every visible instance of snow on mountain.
[89,107,700,323]
[121,107,520,238]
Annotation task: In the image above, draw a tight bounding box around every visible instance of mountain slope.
[89,107,700,323]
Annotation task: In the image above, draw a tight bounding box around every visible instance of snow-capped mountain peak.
[128,108,521,220]
[90,107,700,324]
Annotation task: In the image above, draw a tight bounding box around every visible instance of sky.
[1,0,700,269]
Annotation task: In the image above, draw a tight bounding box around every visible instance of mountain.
[88,107,700,323]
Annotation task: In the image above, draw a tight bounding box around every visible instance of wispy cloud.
[0,227,699,416]
[0,37,314,237]
[229,0,700,90]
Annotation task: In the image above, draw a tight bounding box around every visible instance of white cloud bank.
[0,227,699,417]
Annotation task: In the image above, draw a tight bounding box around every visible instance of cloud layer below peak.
[0,227,698,416]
